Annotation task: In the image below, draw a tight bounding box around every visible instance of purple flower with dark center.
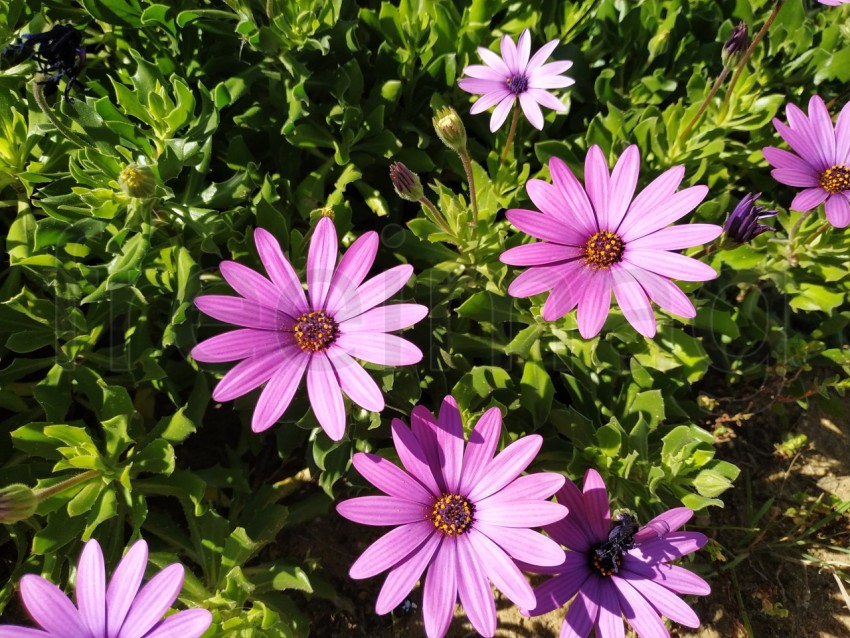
[500,144,722,339]
[723,192,777,244]
[336,396,568,638]
[0,539,212,638]
[458,29,574,131]
[524,469,710,638]
[763,96,850,227]
[191,218,428,440]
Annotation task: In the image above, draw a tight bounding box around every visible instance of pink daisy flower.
[337,396,568,638]
[524,469,711,638]
[762,95,850,228]
[0,539,212,638]
[458,29,573,132]
[500,144,722,339]
[819,0,849,6]
[191,218,428,440]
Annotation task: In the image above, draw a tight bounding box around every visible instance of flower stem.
[32,79,90,149]
[718,0,784,120]
[458,150,479,223]
[500,106,520,163]
[33,470,99,501]
[678,66,730,143]
[420,196,453,236]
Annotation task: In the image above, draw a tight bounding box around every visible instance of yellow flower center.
[818,164,850,194]
[429,493,474,536]
[584,230,625,269]
[292,310,338,352]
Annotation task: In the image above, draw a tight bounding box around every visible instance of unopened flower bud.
[723,192,777,246]
[432,106,467,153]
[119,164,156,199]
[389,162,424,201]
[0,484,38,524]
[722,22,748,68]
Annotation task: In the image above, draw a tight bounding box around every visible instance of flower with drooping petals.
[0,539,212,638]
[723,192,777,245]
[192,218,428,440]
[337,396,568,638]
[500,144,722,339]
[763,96,850,228]
[458,29,573,132]
[524,469,711,638]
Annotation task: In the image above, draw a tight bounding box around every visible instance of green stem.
[500,105,520,163]
[718,0,784,120]
[458,150,479,223]
[420,196,454,236]
[33,470,99,501]
[678,66,730,143]
[787,209,813,247]
[32,79,90,149]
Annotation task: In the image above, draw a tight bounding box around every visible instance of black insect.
[2,24,86,100]
[592,513,640,576]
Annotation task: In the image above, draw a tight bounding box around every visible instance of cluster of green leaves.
[0,0,849,635]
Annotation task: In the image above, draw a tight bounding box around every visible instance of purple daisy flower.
[458,29,574,132]
[500,144,722,339]
[191,217,428,440]
[763,96,850,228]
[819,0,849,5]
[336,396,568,638]
[524,469,711,638]
[0,539,212,638]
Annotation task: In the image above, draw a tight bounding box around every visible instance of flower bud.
[723,192,777,245]
[432,106,467,153]
[389,162,424,201]
[722,22,748,68]
[0,484,38,524]
[119,164,156,199]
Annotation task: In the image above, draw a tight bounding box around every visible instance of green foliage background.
[1,0,849,635]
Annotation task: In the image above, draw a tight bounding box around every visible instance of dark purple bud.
[723,192,777,245]
[722,22,749,67]
[389,162,424,201]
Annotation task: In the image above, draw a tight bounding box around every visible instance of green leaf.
[520,361,554,427]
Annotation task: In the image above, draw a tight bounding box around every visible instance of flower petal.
[411,406,448,494]
[807,96,836,166]
[597,578,626,638]
[619,186,708,242]
[475,524,567,568]
[468,530,535,609]
[306,353,346,441]
[516,29,531,70]
[475,500,568,527]
[835,101,850,164]
[116,564,184,638]
[142,609,213,638]
[423,539,458,638]
[0,628,53,637]
[191,329,287,363]
[335,265,414,322]
[524,560,589,616]
[500,242,584,266]
[541,262,587,321]
[490,95,515,132]
[635,507,693,539]
[19,575,90,637]
[326,346,384,413]
[526,88,567,111]
[325,231,378,315]
[106,540,148,636]
[519,92,545,129]
[623,249,717,282]
[194,296,288,331]
[251,350,310,432]
[506,264,563,297]
[431,396,464,493]
[349,522,436,579]
[468,89,512,114]
[336,496,428,526]
[467,435,542,502]
[762,146,817,173]
[619,575,700,628]
[562,581,601,638]
[375,534,443,615]
[611,577,670,638]
[392,417,442,497]
[825,193,850,228]
[340,304,428,333]
[545,479,594,551]
[549,156,598,234]
[461,64,506,81]
[500,34,518,73]
[77,540,106,638]
[335,332,422,366]
[606,145,640,232]
[219,261,295,317]
[576,270,612,339]
[612,266,656,338]
[582,469,611,544]
[458,407,502,495]
[628,224,723,251]
[584,145,610,225]
[790,187,829,212]
[351,452,432,503]
[629,532,707,563]
[254,228,309,315]
[212,349,288,402]
[477,472,564,503]
[306,217,338,310]
[772,118,824,170]
[771,168,821,187]
[624,265,696,319]
[456,535,497,637]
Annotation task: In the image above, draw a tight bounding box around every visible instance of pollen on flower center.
[429,493,474,536]
[583,230,625,269]
[506,74,529,94]
[818,164,850,194]
[292,310,338,352]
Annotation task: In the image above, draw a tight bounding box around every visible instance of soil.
[289,397,850,638]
